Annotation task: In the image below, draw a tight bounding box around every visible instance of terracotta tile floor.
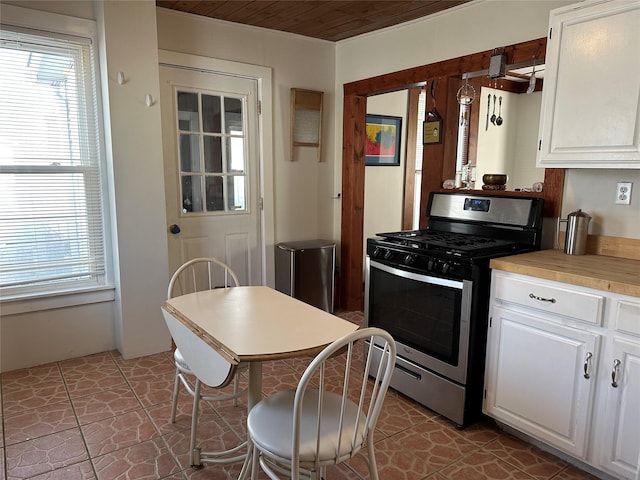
[0,311,600,480]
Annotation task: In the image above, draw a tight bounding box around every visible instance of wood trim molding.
[339,37,562,311]
[403,88,421,230]
[340,93,367,310]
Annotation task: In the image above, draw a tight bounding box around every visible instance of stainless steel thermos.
[556,209,592,255]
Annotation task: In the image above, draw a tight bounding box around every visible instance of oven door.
[364,256,472,384]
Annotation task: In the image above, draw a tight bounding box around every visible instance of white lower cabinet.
[485,305,600,458]
[484,270,640,479]
[596,337,640,479]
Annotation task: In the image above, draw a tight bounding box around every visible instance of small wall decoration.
[365,114,402,166]
[290,88,323,161]
[423,118,442,144]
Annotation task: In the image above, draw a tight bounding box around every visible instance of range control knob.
[427,258,435,271]
[372,247,382,258]
[441,262,451,274]
[383,249,393,260]
[404,254,416,266]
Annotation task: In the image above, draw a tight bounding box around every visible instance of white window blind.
[0,27,106,298]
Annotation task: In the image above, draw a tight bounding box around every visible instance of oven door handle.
[369,259,464,289]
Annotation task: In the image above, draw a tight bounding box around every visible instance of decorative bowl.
[482,174,507,186]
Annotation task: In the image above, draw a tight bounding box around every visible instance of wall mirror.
[339,37,565,311]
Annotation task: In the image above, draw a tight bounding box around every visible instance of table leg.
[236,361,262,479]
[247,361,262,408]
[193,363,260,470]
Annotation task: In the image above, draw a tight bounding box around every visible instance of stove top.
[375,229,519,257]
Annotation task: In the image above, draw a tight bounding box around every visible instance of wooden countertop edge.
[489,261,634,296]
[490,253,640,297]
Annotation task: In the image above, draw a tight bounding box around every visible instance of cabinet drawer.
[614,299,640,337]
[493,273,604,325]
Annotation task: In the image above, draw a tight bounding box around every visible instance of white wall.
[155,8,337,244]
[1,0,171,372]
[475,87,544,191]
[97,1,171,359]
[364,91,408,253]
[563,169,640,238]
[511,91,546,190]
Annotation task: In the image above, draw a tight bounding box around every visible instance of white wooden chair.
[246,327,397,480]
[166,257,248,467]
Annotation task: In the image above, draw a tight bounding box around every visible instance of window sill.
[0,286,116,316]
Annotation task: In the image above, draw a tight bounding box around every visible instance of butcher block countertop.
[490,249,640,298]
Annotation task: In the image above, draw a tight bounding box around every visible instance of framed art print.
[365,114,402,166]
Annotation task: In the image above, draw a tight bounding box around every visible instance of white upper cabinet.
[537,0,640,168]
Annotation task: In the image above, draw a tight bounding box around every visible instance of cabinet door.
[597,337,640,479]
[537,0,640,168]
[484,306,600,457]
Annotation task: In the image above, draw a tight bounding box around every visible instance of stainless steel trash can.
[275,240,335,313]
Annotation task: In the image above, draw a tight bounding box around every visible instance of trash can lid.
[277,239,335,251]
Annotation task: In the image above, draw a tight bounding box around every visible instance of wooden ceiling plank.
[155,0,474,42]
[157,0,202,13]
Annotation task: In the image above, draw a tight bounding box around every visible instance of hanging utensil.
[496,96,503,126]
[425,79,441,120]
[526,60,537,94]
[485,93,490,131]
[490,95,497,125]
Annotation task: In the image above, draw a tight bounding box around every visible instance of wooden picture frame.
[423,119,442,144]
[365,114,402,166]
[290,88,323,161]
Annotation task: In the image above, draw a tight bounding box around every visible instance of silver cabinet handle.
[529,293,556,303]
[583,352,593,379]
[611,359,621,388]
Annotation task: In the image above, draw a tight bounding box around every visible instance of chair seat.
[174,348,191,372]
[248,389,366,463]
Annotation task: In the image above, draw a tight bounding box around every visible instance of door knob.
[169,224,181,234]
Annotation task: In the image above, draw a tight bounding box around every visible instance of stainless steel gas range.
[365,191,544,427]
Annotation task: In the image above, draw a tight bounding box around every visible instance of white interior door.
[160,65,262,286]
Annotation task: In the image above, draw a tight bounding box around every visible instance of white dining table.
[162,285,358,476]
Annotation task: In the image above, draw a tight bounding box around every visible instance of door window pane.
[205,176,223,211]
[177,92,199,131]
[226,136,245,173]
[182,176,203,213]
[227,175,246,211]
[179,134,201,172]
[224,97,243,134]
[203,135,222,173]
[202,94,221,133]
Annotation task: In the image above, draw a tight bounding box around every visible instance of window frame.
[0,4,114,313]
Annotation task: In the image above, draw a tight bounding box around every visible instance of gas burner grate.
[377,230,516,254]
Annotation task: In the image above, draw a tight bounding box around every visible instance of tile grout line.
[104,350,187,477]
[109,349,192,478]
[58,357,114,480]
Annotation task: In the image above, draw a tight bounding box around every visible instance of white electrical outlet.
[615,182,633,205]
